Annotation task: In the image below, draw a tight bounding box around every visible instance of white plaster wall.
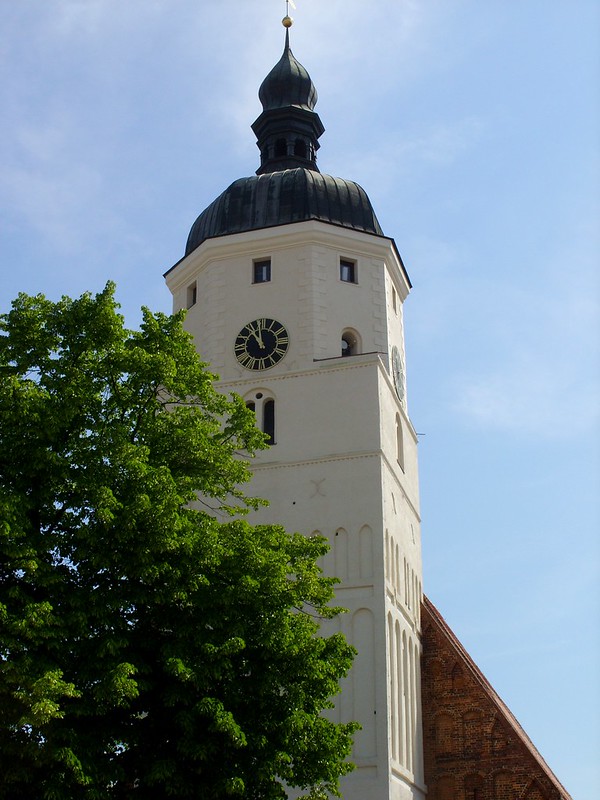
[165,221,410,379]
[165,220,425,800]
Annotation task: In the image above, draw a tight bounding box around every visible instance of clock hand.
[249,323,265,349]
[253,323,265,348]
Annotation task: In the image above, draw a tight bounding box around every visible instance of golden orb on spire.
[282,15,293,28]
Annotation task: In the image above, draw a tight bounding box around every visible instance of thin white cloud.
[0,104,112,253]
[455,354,599,438]
[452,257,600,438]
[408,117,486,165]
[52,0,111,37]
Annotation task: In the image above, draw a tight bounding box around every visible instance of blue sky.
[1,1,598,796]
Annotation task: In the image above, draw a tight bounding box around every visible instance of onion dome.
[184,27,384,256]
[252,29,323,175]
[258,29,318,113]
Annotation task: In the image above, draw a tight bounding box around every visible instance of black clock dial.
[235,318,289,370]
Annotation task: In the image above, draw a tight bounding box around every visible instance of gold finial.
[283,0,295,28]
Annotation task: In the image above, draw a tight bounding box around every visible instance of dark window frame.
[340,258,357,284]
[263,399,275,445]
[253,259,272,284]
[186,282,197,309]
[245,393,276,446]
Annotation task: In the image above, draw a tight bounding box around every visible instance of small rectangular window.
[253,259,271,284]
[340,259,356,283]
[186,282,197,309]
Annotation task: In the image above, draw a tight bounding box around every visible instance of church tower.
[165,21,425,800]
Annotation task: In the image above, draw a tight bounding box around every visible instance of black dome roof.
[185,168,382,255]
[258,36,317,112]
[184,30,384,256]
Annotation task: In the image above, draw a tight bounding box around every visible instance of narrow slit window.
[396,414,405,472]
[263,399,275,445]
[186,282,197,309]
[253,259,271,284]
[340,259,357,283]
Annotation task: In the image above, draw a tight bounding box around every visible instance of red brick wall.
[421,598,571,800]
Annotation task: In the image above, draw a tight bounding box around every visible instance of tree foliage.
[0,284,357,799]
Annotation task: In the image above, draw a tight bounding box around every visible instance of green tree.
[0,284,357,799]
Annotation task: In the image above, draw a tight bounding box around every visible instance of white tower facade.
[165,30,425,800]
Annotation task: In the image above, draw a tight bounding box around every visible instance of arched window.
[451,663,465,691]
[493,772,512,800]
[294,138,307,158]
[395,621,403,765]
[334,528,348,579]
[437,776,455,800]
[274,138,287,157]
[341,329,361,357]
[388,613,397,761]
[263,399,275,444]
[430,659,443,683]
[396,414,405,471]
[385,530,390,583]
[408,638,416,772]
[244,391,276,445]
[413,572,418,617]
[463,711,482,755]
[436,714,454,754]
[524,781,547,800]
[464,773,484,800]
[491,719,509,753]
[359,525,373,577]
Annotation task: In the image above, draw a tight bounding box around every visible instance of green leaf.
[0,284,356,799]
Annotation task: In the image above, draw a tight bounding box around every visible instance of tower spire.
[183,24,383,254]
[252,12,324,175]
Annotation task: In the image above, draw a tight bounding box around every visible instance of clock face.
[235,318,289,370]
[391,345,405,403]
